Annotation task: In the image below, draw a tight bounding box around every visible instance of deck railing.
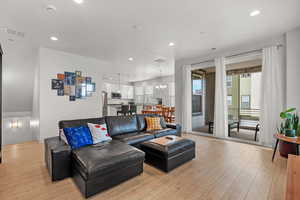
[228,108,260,120]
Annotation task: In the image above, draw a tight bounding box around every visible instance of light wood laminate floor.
[0,134,287,200]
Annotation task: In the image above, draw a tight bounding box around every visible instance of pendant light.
[154,58,167,89]
[117,73,121,93]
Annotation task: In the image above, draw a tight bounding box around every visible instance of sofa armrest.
[44,136,72,181]
[166,123,182,136]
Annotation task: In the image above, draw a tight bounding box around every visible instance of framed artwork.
[52,70,96,101]
[69,96,76,101]
[64,85,71,96]
[70,85,76,96]
[91,83,96,92]
[57,74,65,80]
[86,77,92,84]
[52,79,64,89]
[64,72,75,85]
[75,71,82,77]
[57,89,64,96]
[75,86,82,98]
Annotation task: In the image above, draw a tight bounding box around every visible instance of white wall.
[2,41,37,112]
[286,27,300,110]
[37,48,111,142]
[32,52,40,141]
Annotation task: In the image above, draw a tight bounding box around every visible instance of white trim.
[225,50,262,65]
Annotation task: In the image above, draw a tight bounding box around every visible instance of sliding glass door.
[226,60,262,142]
[191,67,215,134]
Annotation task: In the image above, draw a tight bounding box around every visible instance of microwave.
[111,92,122,99]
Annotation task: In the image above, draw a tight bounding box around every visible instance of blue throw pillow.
[63,126,93,149]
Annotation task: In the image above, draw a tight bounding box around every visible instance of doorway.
[191,67,215,134]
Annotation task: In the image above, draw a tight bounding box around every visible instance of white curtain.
[214,57,228,138]
[182,65,192,132]
[260,46,284,147]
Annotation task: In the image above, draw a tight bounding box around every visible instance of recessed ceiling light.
[46,5,57,12]
[50,36,58,41]
[128,57,133,61]
[168,42,175,47]
[73,0,84,4]
[250,10,260,17]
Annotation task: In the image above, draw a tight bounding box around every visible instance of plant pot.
[285,129,296,137]
[279,140,297,158]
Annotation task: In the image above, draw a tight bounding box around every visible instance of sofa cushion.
[145,117,162,131]
[63,126,93,149]
[147,128,177,138]
[112,132,155,145]
[72,140,145,180]
[105,115,138,136]
[87,123,112,144]
[59,118,106,129]
[137,114,167,131]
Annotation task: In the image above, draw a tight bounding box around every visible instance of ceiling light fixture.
[73,0,84,4]
[154,58,167,89]
[168,42,175,47]
[128,57,133,61]
[250,10,260,17]
[50,36,58,41]
[46,5,57,12]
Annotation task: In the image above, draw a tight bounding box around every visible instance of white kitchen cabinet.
[127,86,134,99]
[120,85,134,99]
[111,84,120,93]
[121,85,128,99]
[145,86,153,95]
[135,86,144,96]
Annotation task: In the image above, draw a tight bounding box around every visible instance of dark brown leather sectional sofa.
[44,114,181,198]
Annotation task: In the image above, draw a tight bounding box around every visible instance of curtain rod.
[191,44,283,66]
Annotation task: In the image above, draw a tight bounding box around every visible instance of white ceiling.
[1,0,300,111]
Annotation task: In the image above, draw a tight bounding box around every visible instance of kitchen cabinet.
[135,86,144,96]
[127,86,134,99]
[121,85,128,99]
[145,86,153,95]
[169,82,175,96]
[120,85,134,99]
[104,83,134,99]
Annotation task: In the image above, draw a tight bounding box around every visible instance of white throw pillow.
[59,129,69,145]
[87,123,112,144]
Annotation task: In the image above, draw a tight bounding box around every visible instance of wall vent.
[1,27,25,38]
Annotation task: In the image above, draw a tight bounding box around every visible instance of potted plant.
[277,108,300,157]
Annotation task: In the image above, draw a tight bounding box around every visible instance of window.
[226,76,232,88]
[192,79,202,95]
[241,95,250,109]
[240,73,251,78]
[227,95,232,106]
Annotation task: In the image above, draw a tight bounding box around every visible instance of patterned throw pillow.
[87,123,112,144]
[145,117,163,131]
[63,126,93,149]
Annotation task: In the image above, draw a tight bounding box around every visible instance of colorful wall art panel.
[51,71,96,101]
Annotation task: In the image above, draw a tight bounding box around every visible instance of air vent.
[2,27,25,38]
[154,58,166,63]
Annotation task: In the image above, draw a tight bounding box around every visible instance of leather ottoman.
[72,140,145,198]
[140,136,195,172]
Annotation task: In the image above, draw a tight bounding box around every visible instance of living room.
[1,0,300,199]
